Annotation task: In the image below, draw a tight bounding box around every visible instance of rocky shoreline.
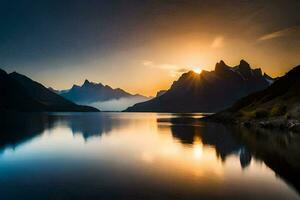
[204,113,300,133]
[240,118,300,132]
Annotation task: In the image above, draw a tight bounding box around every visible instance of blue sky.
[0,0,299,95]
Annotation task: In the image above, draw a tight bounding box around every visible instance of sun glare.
[193,68,202,74]
[193,136,203,159]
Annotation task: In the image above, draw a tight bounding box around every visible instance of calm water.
[0,112,299,200]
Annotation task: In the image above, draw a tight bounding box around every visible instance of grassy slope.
[212,65,300,123]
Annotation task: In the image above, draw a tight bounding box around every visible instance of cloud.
[211,36,224,48]
[142,60,153,66]
[157,64,187,77]
[89,96,150,111]
[176,68,189,73]
[258,26,300,41]
[141,60,190,77]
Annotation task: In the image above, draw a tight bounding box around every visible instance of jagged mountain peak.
[214,59,271,81]
[82,79,103,87]
[253,68,263,77]
[239,59,250,67]
[175,59,271,87]
[213,65,300,123]
[83,79,90,85]
[125,60,276,112]
[71,84,81,90]
[215,60,230,72]
[59,79,150,110]
[218,60,227,66]
[236,59,252,78]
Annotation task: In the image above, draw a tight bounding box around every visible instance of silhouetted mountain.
[57,79,150,111]
[212,65,300,124]
[125,60,274,112]
[0,69,98,112]
[60,79,130,102]
[156,90,167,97]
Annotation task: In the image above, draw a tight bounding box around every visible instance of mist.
[88,96,150,111]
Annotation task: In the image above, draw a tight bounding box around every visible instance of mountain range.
[53,80,150,111]
[125,60,275,112]
[211,64,300,129]
[0,69,98,112]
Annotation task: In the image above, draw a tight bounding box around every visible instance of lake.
[0,112,299,200]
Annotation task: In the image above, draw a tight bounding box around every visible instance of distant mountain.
[125,60,275,112]
[0,69,98,112]
[48,87,70,94]
[56,80,150,111]
[211,65,300,128]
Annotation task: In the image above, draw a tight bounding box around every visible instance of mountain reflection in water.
[0,112,299,200]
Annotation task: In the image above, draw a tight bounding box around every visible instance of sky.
[0,0,299,96]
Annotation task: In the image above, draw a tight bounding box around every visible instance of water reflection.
[158,115,248,168]
[0,113,55,152]
[239,148,252,169]
[49,113,129,140]
[232,126,300,194]
[157,113,300,193]
[0,112,299,200]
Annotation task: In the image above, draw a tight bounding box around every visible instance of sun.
[193,68,202,74]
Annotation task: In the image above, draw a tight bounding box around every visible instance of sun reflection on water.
[193,136,203,160]
[0,113,299,200]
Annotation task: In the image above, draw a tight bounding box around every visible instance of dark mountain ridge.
[211,64,300,128]
[125,60,274,112]
[0,69,98,112]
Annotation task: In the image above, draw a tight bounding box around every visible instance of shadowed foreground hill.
[211,65,300,129]
[0,69,98,112]
[125,60,274,112]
